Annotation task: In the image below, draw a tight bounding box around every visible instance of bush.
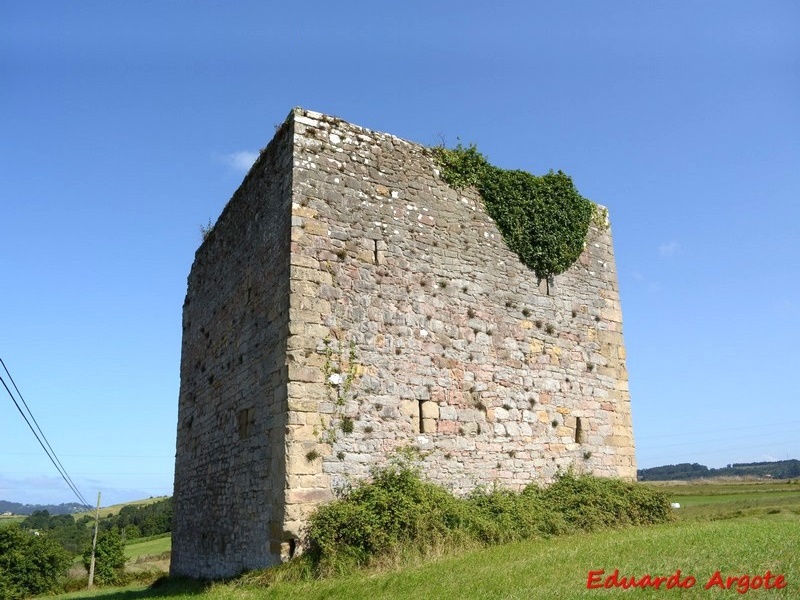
[0,524,71,599]
[540,471,672,531]
[307,464,473,569]
[304,464,671,573]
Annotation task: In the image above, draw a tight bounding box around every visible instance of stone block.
[421,401,439,419]
[399,399,417,417]
[439,405,457,420]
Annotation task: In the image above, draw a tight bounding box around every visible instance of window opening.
[575,417,585,444]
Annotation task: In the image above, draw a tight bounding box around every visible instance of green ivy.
[433,144,596,283]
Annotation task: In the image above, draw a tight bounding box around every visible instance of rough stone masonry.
[171,108,636,578]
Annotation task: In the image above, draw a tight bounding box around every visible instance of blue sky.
[1,1,798,506]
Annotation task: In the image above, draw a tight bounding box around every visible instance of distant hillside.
[72,495,170,519]
[0,500,89,515]
[638,459,800,481]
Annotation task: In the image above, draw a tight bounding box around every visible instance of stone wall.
[283,109,635,535]
[172,108,635,577]
[171,120,294,578]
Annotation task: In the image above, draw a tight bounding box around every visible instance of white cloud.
[222,150,259,173]
[658,241,680,257]
[627,270,661,293]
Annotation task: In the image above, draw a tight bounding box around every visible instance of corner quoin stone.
[171,108,636,579]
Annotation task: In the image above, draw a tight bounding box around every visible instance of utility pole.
[88,491,101,588]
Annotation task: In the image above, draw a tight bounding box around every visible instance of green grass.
[46,515,800,599]
[124,535,171,561]
[0,514,25,525]
[647,479,800,521]
[47,481,800,599]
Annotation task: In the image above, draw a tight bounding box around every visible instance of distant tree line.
[638,459,800,481]
[0,500,88,516]
[106,496,172,539]
[19,497,172,549]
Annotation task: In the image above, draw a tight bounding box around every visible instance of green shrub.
[540,471,672,531]
[305,464,671,573]
[308,464,472,566]
[0,524,71,599]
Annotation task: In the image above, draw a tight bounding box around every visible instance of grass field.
[72,496,170,520]
[648,479,800,521]
[124,534,171,561]
[0,514,25,525]
[47,480,800,599]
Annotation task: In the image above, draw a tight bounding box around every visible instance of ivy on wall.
[433,144,596,285]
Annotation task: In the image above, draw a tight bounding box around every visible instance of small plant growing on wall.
[200,218,214,241]
[319,337,359,444]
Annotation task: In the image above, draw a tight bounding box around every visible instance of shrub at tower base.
[302,462,671,576]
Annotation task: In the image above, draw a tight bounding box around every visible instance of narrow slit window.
[238,408,255,440]
[575,417,585,444]
[418,399,425,433]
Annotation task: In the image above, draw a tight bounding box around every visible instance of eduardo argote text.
[587,569,786,593]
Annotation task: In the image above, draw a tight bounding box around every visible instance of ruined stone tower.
[171,108,635,578]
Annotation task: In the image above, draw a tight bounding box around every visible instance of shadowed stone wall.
[171,119,294,578]
[172,108,635,578]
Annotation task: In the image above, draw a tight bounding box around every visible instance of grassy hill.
[46,480,800,599]
[72,496,170,520]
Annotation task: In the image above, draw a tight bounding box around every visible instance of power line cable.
[0,358,91,508]
[0,358,89,505]
[0,373,87,505]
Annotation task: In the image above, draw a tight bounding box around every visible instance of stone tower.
[171,108,635,578]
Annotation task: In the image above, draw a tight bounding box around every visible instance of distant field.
[124,534,171,561]
[124,534,171,576]
[49,481,800,599]
[72,496,170,520]
[646,479,800,521]
[0,514,25,525]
